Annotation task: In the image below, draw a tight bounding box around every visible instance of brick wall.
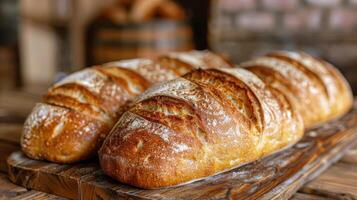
[210,0,357,93]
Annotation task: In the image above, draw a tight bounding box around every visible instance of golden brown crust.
[303,54,353,122]
[241,56,331,127]
[99,51,351,189]
[155,56,194,75]
[22,103,111,163]
[156,50,234,76]
[99,68,304,188]
[21,50,232,163]
[244,51,353,128]
[184,69,264,132]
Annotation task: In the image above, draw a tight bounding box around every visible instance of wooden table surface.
[0,92,356,200]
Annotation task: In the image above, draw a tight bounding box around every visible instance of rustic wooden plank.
[340,144,357,164]
[33,164,81,200]
[6,101,357,200]
[79,169,147,200]
[7,152,81,199]
[0,172,28,198]
[290,193,332,200]
[11,190,68,200]
[7,152,57,192]
[300,162,357,199]
[0,172,66,200]
[45,162,101,199]
[7,154,146,200]
[11,191,66,200]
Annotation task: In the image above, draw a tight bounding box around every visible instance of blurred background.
[0,0,356,122]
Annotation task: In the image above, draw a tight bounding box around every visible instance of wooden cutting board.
[7,102,357,200]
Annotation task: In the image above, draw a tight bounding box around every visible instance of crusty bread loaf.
[99,68,305,188]
[99,51,352,189]
[241,51,353,128]
[21,50,232,163]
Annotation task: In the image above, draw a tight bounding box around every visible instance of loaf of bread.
[99,51,352,189]
[241,51,353,128]
[21,50,233,163]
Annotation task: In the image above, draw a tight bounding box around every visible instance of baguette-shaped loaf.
[99,51,352,189]
[241,51,353,128]
[21,50,232,163]
[99,68,304,188]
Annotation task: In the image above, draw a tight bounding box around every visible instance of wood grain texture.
[7,101,357,200]
[341,144,357,164]
[300,163,357,199]
[0,173,66,200]
[0,172,27,198]
[290,193,332,200]
[11,190,68,200]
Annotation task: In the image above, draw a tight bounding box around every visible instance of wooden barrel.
[86,19,194,65]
